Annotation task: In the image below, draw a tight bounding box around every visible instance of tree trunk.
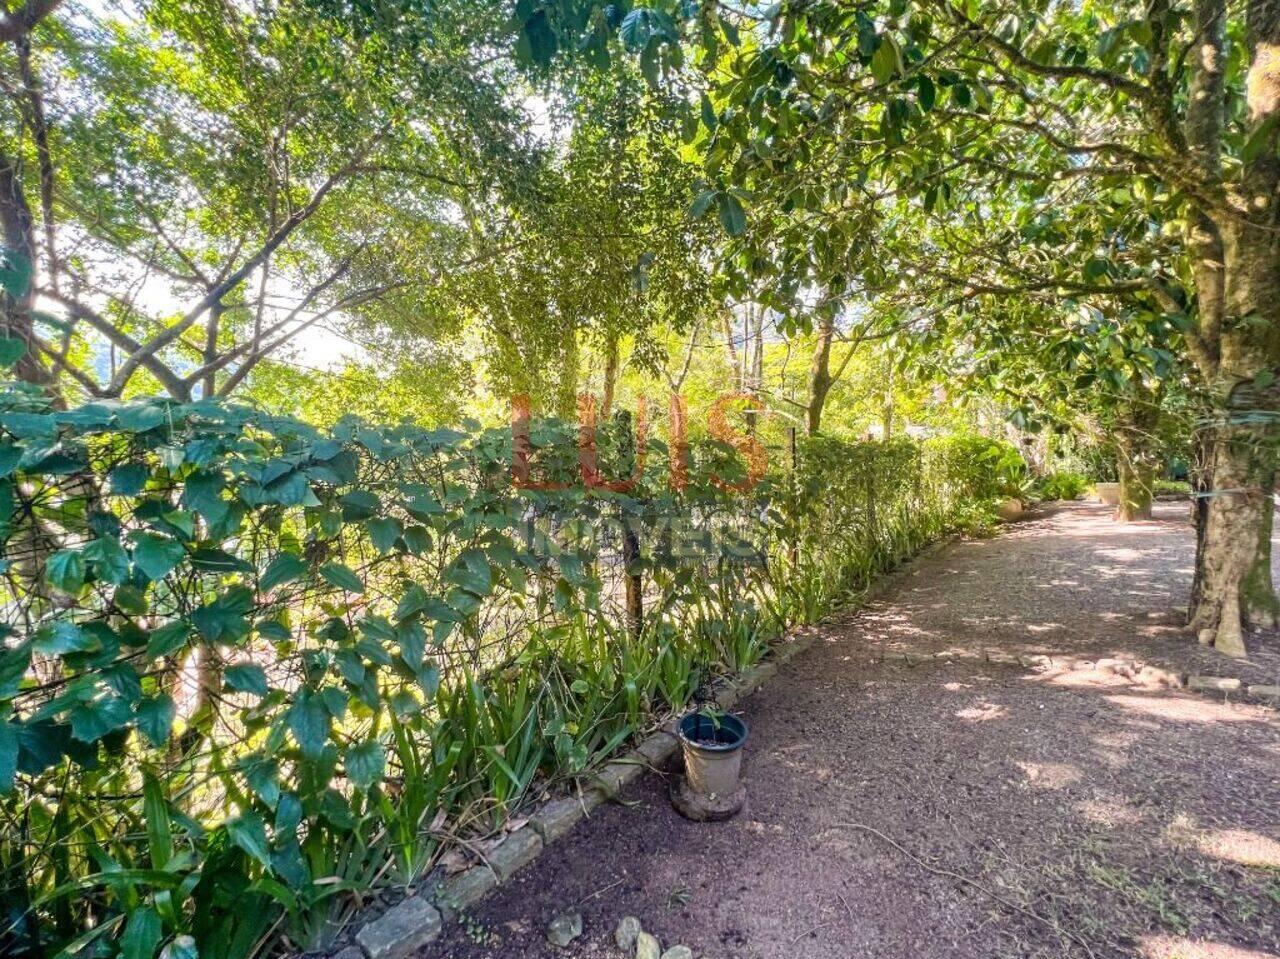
[202,302,223,399]
[1114,385,1160,522]
[806,314,834,435]
[882,364,895,442]
[0,154,55,389]
[1189,407,1277,656]
[745,304,763,435]
[600,335,618,417]
[1115,447,1154,521]
[1189,224,1280,655]
[1182,2,1280,656]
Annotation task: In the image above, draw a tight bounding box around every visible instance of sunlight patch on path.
[1139,935,1279,958]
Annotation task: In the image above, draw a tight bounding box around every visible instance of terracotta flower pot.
[996,498,1023,521]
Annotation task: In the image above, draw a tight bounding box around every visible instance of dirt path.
[424,503,1280,959]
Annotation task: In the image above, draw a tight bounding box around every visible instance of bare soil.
[423,502,1280,959]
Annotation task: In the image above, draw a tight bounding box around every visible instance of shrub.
[920,434,1029,503]
[1038,471,1090,501]
[1153,479,1191,497]
[0,385,998,958]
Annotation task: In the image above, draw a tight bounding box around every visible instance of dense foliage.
[0,377,1016,958]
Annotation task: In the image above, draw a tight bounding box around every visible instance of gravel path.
[424,502,1280,959]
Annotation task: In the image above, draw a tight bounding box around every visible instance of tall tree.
[0,0,532,400]
[528,0,1280,655]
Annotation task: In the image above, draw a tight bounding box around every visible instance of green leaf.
[0,248,32,300]
[287,695,329,759]
[1241,114,1279,164]
[84,537,130,586]
[146,621,191,658]
[717,193,747,236]
[395,583,429,622]
[1082,256,1112,282]
[870,35,900,83]
[120,907,163,959]
[189,547,253,574]
[689,189,716,219]
[116,404,169,433]
[0,720,17,791]
[1,411,57,439]
[417,664,440,699]
[142,771,173,868]
[108,462,149,496]
[135,695,176,746]
[46,549,86,594]
[261,551,307,592]
[0,338,27,369]
[619,8,652,49]
[917,75,936,111]
[338,489,380,521]
[398,620,425,667]
[700,93,717,131]
[401,525,431,554]
[0,443,20,479]
[344,740,385,790]
[520,8,557,65]
[227,811,272,867]
[447,549,492,596]
[183,469,228,524]
[320,562,364,594]
[131,533,186,581]
[225,662,269,697]
[190,587,253,643]
[34,620,98,655]
[365,516,403,554]
[70,694,132,742]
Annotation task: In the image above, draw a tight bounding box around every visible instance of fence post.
[789,426,799,569]
[623,518,643,638]
[865,464,878,550]
[617,409,644,638]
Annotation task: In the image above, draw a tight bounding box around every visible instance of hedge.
[0,380,1019,958]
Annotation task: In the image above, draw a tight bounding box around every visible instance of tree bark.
[1114,385,1160,522]
[1181,0,1280,655]
[201,302,223,399]
[806,313,835,435]
[0,153,55,389]
[1115,444,1155,521]
[600,334,618,417]
[882,363,895,442]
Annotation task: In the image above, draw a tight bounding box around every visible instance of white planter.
[1094,482,1121,506]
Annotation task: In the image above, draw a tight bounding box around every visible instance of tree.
[0,0,533,401]
[532,0,1280,655]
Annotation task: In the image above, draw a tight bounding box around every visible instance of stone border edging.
[331,539,963,959]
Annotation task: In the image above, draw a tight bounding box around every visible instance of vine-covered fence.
[0,379,1022,959]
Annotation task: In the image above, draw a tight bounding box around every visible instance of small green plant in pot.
[672,709,749,821]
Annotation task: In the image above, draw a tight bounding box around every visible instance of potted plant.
[984,441,1031,521]
[672,709,748,820]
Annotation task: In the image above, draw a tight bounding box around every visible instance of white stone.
[615,916,642,952]
[635,931,662,959]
